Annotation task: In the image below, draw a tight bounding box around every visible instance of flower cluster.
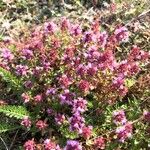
[0,17,149,150]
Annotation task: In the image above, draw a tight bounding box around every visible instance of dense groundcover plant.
[0,18,149,149]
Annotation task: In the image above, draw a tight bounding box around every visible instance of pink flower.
[34,94,43,103]
[128,62,139,75]
[98,31,108,48]
[114,26,129,42]
[118,86,128,96]
[113,110,127,125]
[86,63,97,76]
[72,97,87,113]
[52,39,61,49]
[78,80,90,93]
[95,137,105,149]
[110,2,116,12]
[24,139,36,150]
[44,139,56,150]
[116,122,133,142]
[117,60,128,76]
[61,17,71,31]
[112,76,125,90]
[59,74,72,88]
[82,126,93,139]
[36,120,48,130]
[21,116,31,128]
[130,46,140,58]
[44,21,57,34]
[21,93,30,103]
[71,24,82,36]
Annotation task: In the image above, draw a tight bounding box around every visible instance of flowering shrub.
[0,17,149,149]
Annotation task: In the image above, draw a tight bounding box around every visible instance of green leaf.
[87,101,93,108]
[0,122,19,133]
[0,105,30,119]
[0,67,23,90]
[59,124,79,139]
[125,78,136,88]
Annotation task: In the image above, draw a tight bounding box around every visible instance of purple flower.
[24,80,33,88]
[46,108,54,116]
[33,66,43,75]
[143,110,150,122]
[42,61,51,71]
[69,112,85,133]
[16,65,29,76]
[83,31,94,43]
[0,48,14,61]
[86,45,100,61]
[112,110,127,125]
[46,87,57,95]
[76,64,87,76]
[55,113,65,125]
[59,90,75,105]
[21,49,33,59]
[72,97,87,113]
[64,140,82,150]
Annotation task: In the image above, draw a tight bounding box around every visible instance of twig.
[9,129,19,150]
[0,136,9,150]
[125,9,150,26]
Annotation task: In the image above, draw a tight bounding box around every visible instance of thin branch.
[125,9,150,26]
[9,129,19,150]
[0,136,9,150]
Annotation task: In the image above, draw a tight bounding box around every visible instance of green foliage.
[59,124,79,139]
[0,67,23,91]
[0,105,30,119]
[0,122,19,133]
[125,78,136,88]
